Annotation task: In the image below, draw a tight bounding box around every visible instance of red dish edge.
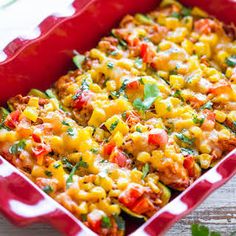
[0,0,236,235]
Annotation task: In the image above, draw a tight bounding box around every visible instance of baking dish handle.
[0,156,95,236]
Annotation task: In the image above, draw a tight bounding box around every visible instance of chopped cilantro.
[90,148,99,154]
[134,58,143,69]
[173,90,184,102]
[200,101,213,110]
[121,111,127,119]
[67,127,75,136]
[45,170,53,177]
[181,7,191,16]
[176,133,194,146]
[62,157,74,171]
[193,115,205,126]
[107,62,114,69]
[191,224,221,236]
[109,50,118,56]
[9,140,26,155]
[101,216,111,229]
[81,79,89,91]
[73,53,85,69]
[142,163,150,179]
[110,120,119,131]
[225,55,236,67]
[181,148,198,156]
[133,83,159,111]
[81,214,87,222]
[53,163,61,169]
[66,158,88,188]
[62,120,70,126]
[43,185,53,194]
[114,215,125,231]
[170,12,181,19]
[136,127,142,133]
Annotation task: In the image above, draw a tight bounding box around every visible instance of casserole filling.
[0,0,236,235]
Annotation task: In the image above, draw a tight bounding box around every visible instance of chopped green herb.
[181,7,191,16]
[134,58,143,69]
[0,107,9,129]
[67,127,75,136]
[66,158,88,188]
[142,163,150,179]
[45,170,53,177]
[200,101,213,110]
[170,12,181,19]
[111,30,127,48]
[109,50,118,56]
[193,115,205,126]
[135,13,153,25]
[121,111,127,119]
[90,148,99,154]
[62,120,70,126]
[81,214,87,222]
[173,90,184,102]
[181,148,198,156]
[191,224,221,236]
[53,163,61,169]
[114,215,125,231]
[43,185,53,194]
[101,216,111,229]
[62,158,74,171]
[225,55,236,67]
[110,120,119,131]
[176,133,194,146]
[45,89,56,98]
[81,79,89,91]
[133,83,159,111]
[107,62,114,69]
[9,140,26,155]
[73,53,85,69]
[136,127,142,133]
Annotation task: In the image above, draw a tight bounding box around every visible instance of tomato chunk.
[32,133,41,143]
[119,183,145,208]
[131,196,155,215]
[148,129,168,146]
[32,144,51,158]
[110,149,129,168]
[72,90,91,110]
[183,155,195,177]
[5,110,20,129]
[103,142,116,156]
[126,80,140,90]
[140,43,156,63]
[87,210,103,233]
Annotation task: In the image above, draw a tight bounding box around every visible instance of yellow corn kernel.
[174,119,194,131]
[48,161,66,188]
[157,14,166,25]
[194,42,211,58]
[190,126,203,138]
[90,83,102,93]
[158,70,169,80]
[227,111,236,122]
[225,67,233,78]
[0,130,17,142]
[155,99,170,117]
[165,17,180,30]
[28,97,39,108]
[117,177,129,190]
[99,176,113,192]
[199,33,218,47]
[78,201,88,214]
[49,136,64,154]
[181,16,193,31]
[181,39,194,55]
[112,131,123,147]
[23,106,39,122]
[50,98,60,110]
[214,110,226,123]
[198,154,212,169]
[199,142,212,154]
[167,27,188,43]
[93,128,105,142]
[150,150,164,169]
[106,80,117,91]
[108,190,121,198]
[105,115,129,135]
[136,28,147,37]
[130,169,143,182]
[90,48,106,61]
[218,129,231,140]
[159,40,172,51]
[188,55,200,71]
[169,75,185,89]
[116,58,133,70]
[137,152,151,163]
[88,108,106,127]
[97,200,120,216]
[90,186,106,199]
[31,165,45,178]
[169,97,181,107]
[216,50,229,65]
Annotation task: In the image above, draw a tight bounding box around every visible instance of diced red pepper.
[32,144,51,158]
[131,196,155,215]
[103,142,116,156]
[148,130,168,147]
[183,155,195,177]
[87,211,102,234]
[208,82,233,96]
[72,90,91,110]
[109,149,129,168]
[4,110,20,129]
[32,133,41,143]
[126,80,140,90]
[140,43,156,63]
[119,183,145,208]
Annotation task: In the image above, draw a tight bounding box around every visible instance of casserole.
[0,0,235,236]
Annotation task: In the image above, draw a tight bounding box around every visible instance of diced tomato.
[103,142,116,156]
[87,211,102,233]
[201,109,215,131]
[72,90,91,110]
[4,110,20,129]
[140,43,156,63]
[194,19,219,35]
[119,183,145,208]
[202,109,215,122]
[32,144,51,158]
[109,149,129,168]
[148,129,168,147]
[131,196,155,215]
[32,133,41,143]
[183,155,195,177]
[126,80,140,90]
[208,82,233,96]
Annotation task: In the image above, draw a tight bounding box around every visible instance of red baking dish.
[0,0,236,235]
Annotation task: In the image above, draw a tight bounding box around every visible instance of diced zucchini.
[157,182,171,206]
[28,89,47,99]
